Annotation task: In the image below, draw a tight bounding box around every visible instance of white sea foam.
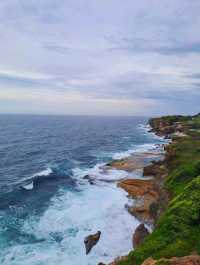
[1,167,140,265]
[22,182,34,190]
[19,168,53,191]
[2,174,148,265]
[32,168,53,177]
[111,121,168,161]
[112,143,161,160]
[138,123,169,142]
[73,163,129,183]
[20,168,53,184]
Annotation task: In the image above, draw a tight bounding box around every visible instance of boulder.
[133,223,150,248]
[84,231,101,255]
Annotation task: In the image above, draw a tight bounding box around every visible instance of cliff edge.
[109,113,200,265]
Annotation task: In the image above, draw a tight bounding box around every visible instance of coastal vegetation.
[115,114,200,265]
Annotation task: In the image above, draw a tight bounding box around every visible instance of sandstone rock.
[142,255,200,265]
[109,256,128,265]
[143,163,167,179]
[133,223,150,248]
[149,116,189,138]
[142,257,157,265]
[149,118,173,137]
[118,179,161,223]
[128,197,156,224]
[84,231,101,255]
[170,255,200,265]
[118,179,159,199]
[106,153,161,172]
[161,125,176,135]
[107,157,144,172]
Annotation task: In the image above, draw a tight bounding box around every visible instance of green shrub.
[165,161,200,195]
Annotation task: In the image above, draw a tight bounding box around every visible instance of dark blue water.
[0,115,164,265]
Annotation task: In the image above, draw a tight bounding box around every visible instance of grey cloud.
[0,0,200,115]
[187,74,200,79]
[106,35,200,55]
[43,44,72,54]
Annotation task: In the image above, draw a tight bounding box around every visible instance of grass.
[165,160,200,196]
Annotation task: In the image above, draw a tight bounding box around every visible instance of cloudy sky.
[0,0,200,116]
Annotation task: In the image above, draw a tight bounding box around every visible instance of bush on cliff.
[165,135,200,169]
[165,160,200,195]
[163,132,200,196]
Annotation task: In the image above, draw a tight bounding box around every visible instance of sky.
[0,0,200,116]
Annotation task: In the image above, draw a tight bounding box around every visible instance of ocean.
[0,114,165,265]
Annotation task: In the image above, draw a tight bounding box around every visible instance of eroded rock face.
[107,156,144,172]
[149,117,189,138]
[118,179,159,199]
[142,255,200,265]
[143,163,167,179]
[128,199,153,223]
[84,231,101,255]
[170,255,200,265]
[118,177,168,224]
[133,223,150,248]
[118,179,159,223]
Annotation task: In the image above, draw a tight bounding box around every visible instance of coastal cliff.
[108,113,200,265]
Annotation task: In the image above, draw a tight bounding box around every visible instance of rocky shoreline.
[100,114,200,265]
[105,126,170,264]
[94,123,170,265]
[105,145,169,227]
